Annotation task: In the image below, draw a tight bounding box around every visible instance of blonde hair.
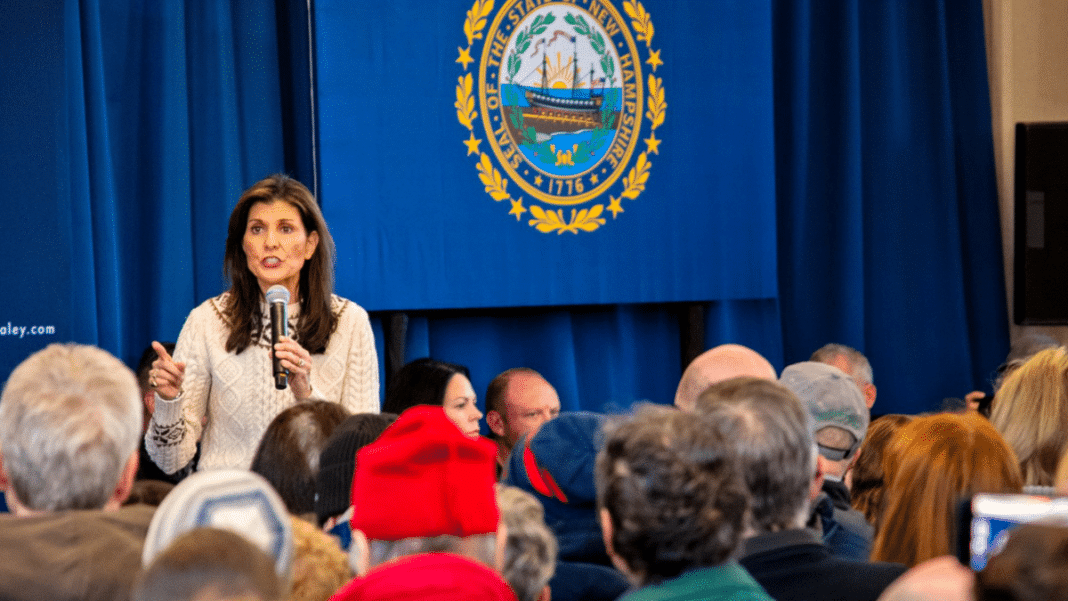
[286,517,350,601]
[989,347,1068,486]
[872,412,1022,567]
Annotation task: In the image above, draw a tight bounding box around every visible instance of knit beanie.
[315,413,398,525]
[142,469,293,582]
[350,406,499,540]
[329,552,517,601]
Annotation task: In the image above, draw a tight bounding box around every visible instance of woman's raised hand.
[150,340,186,401]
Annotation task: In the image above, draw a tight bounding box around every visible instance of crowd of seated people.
[3,340,1068,601]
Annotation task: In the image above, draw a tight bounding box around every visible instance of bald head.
[674,344,777,411]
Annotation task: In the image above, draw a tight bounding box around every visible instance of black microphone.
[266,285,290,390]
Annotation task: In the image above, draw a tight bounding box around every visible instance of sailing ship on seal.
[511,37,621,140]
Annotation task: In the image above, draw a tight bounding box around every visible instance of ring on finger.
[298,358,305,367]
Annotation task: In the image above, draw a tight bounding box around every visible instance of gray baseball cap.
[779,361,869,460]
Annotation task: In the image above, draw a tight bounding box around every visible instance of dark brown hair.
[222,174,336,354]
[695,377,816,533]
[850,413,914,527]
[250,401,350,516]
[381,358,470,415]
[977,522,1068,601]
[596,404,748,585]
[132,527,282,601]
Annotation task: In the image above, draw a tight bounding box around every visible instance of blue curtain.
[0,0,1007,417]
[772,0,1008,414]
[0,0,314,379]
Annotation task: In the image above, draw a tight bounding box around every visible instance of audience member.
[501,413,630,601]
[779,361,873,559]
[674,343,776,412]
[496,484,557,601]
[993,333,1061,393]
[850,414,914,527]
[250,401,351,519]
[381,358,482,438]
[334,405,515,600]
[288,515,351,601]
[967,334,1062,417]
[315,412,398,549]
[485,367,561,474]
[989,346,1068,488]
[0,343,142,513]
[975,521,1068,601]
[133,527,283,601]
[0,343,154,601]
[810,343,877,409]
[872,412,1023,567]
[504,411,608,562]
[596,403,772,600]
[697,377,906,601]
[142,469,294,586]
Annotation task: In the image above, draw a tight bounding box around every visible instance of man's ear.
[536,584,552,601]
[108,450,140,509]
[863,383,877,409]
[349,528,371,576]
[0,451,10,493]
[487,410,507,438]
[810,455,825,501]
[599,507,633,580]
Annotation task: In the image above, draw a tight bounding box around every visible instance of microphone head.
[265,285,290,305]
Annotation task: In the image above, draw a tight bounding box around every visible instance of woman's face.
[443,373,482,439]
[243,200,319,297]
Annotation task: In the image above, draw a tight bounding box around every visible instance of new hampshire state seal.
[455,0,666,234]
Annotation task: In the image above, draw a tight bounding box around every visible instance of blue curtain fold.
[1,0,1008,417]
[2,0,310,374]
[389,298,787,421]
[773,0,1009,413]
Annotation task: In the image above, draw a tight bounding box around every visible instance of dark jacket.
[740,528,906,601]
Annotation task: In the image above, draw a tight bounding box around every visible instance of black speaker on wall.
[1015,122,1068,324]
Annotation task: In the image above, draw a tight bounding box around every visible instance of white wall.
[984,0,1068,345]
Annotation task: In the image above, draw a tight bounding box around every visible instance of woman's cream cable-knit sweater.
[145,293,379,473]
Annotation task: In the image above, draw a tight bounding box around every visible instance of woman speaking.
[145,174,379,473]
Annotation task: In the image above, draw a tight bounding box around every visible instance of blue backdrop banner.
[316,0,778,310]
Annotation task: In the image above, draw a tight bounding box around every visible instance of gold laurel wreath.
[646,75,666,130]
[528,204,607,234]
[620,153,651,199]
[604,1,662,222]
[463,0,494,47]
[476,153,510,201]
[623,1,654,44]
[455,73,476,131]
